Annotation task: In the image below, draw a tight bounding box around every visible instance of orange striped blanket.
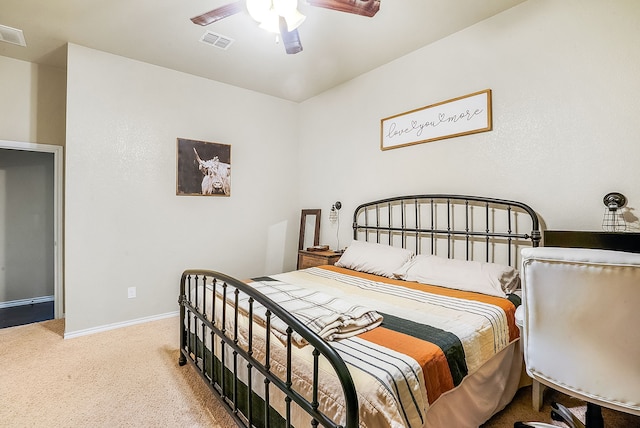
[193,265,520,427]
[248,265,520,428]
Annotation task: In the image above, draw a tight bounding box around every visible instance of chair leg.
[585,403,603,428]
[550,402,584,428]
[532,380,545,411]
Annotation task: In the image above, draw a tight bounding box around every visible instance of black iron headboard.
[353,194,541,267]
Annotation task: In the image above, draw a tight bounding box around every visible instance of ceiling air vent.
[199,31,234,50]
[0,24,26,47]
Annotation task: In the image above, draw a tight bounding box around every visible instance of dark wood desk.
[543,230,640,253]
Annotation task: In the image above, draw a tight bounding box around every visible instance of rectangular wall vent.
[0,24,26,47]
[199,31,234,50]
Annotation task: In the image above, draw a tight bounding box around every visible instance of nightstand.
[297,250,342,269]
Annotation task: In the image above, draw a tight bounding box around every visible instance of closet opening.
[0,140,63,328]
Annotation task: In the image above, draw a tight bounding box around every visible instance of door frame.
[0,139,64,319]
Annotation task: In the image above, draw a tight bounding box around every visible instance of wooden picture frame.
[176,138,231,196]
[298,209,321,251]
[380,89,492,150]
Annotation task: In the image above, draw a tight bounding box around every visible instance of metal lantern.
[602,192,627,232]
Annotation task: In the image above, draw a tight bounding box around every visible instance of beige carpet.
[1,317,638,428]
[482,385,640,428]
[0,317,236,427]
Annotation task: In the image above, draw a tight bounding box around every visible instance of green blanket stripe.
[252,276,277,281]
[507,293,521,307]
[377,311,468,386]
[187,333,288,428]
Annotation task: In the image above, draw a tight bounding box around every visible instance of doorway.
[0,140,63,326]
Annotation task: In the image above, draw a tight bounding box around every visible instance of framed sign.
[380,89,492,150]
[176,138,231,196]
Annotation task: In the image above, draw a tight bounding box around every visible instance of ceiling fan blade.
[190,1,243,26]
[279,17,303,54]
[307,0,380,17]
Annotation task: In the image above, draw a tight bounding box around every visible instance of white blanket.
[241,277,383,346]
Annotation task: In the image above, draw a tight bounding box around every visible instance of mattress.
[185,265,522,428]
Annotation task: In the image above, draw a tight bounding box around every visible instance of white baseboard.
[63,311,179,339]
[0,295,54,309]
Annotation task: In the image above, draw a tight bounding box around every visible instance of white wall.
[299,0,640,249]
[0,55,66,146]
[65,44,300,334]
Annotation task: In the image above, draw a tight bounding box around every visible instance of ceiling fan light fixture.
[282,9,306,31]
[247,0,305,33]
[258,12,281,33]
[273,0,306,31]
[247,0,269,22]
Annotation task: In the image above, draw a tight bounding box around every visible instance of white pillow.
[335,241,414,278]
[393,254,519,298]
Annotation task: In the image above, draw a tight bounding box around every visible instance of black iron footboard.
[178,269,358,428]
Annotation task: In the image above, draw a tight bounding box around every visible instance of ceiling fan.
[190,0,381,55]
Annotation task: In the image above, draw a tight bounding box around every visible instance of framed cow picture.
[176,138,231,196]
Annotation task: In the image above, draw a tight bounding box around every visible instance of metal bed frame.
[178,194,540,428]
[353,194,541,266]
[178,270,358,428]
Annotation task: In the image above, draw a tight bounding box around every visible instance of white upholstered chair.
[515,247,640,428]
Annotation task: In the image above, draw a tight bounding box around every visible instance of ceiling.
[0,0,525,102]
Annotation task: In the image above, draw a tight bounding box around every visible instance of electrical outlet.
[127,287,136,299]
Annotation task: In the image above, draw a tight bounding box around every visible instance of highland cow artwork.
[176,138,231,196]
